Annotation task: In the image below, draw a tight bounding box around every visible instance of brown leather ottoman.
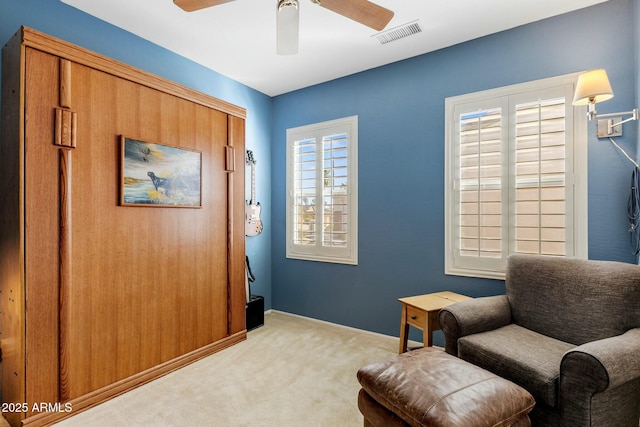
[357,347,535,427]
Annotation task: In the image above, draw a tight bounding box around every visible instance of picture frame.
[120,136,202,208]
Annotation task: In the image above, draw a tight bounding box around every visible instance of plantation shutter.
[322,133,349,248]
[286,116,358,265]
[448,81,580,278]
[512,95,567,256]
[458,107,504,259]
[453,98,508,273]
[292,137,318,246]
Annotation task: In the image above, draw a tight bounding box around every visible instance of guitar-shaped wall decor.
[245,150,263,237]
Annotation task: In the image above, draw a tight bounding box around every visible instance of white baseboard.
[268,309,424,348]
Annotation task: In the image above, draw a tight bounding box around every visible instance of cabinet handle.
[411,315,417,320]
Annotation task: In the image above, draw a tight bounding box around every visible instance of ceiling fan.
[173,0,394,55]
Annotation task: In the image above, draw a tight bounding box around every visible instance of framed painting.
[120,136,202,207]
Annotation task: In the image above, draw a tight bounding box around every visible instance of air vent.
[374,20,422,45]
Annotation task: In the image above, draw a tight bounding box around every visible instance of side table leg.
[425,311,439,347]
[423,316,431,347]
[399,304,409,354]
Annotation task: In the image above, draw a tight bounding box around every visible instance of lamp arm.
[596,109,638,119]
[609,108,638,129]
[596,108,639,130]
[595,108,639,135]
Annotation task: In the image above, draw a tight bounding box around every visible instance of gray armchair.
[439,254,640,427]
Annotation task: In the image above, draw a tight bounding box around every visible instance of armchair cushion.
[458,324,575,408]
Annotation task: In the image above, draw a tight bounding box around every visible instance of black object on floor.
[246,295,264,331]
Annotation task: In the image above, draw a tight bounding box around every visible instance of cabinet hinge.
[54,108,77,149]
[225,145,235,172]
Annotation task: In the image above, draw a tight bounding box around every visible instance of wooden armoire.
[0,27,247,426]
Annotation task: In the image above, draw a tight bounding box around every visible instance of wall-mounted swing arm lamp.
[572,68,639,168]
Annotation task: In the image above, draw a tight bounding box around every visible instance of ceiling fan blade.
[277,0,299,55]
[313,0,393,31]
[173,0,236,12]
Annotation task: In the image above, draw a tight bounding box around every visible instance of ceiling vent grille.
[374,20,422,45]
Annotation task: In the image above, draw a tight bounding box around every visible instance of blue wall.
[271,0,639,343]
[2,0,639,344]
[0,0,274,308]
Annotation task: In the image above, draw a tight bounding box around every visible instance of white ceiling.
[61,0,607,96]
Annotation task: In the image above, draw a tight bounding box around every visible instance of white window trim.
[444,73,588,280]
[286,116,358,265]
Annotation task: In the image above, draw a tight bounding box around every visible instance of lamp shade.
[572,69,614,106]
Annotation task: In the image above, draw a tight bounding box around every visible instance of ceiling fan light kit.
[173,0,394,55]
[277,0,299,55]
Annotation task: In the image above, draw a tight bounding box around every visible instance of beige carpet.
[53,311,397,427]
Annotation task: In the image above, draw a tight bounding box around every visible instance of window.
[445,74,587,279]
[286,116,358,264]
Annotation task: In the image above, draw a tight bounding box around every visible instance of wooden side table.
[398,291,471,353]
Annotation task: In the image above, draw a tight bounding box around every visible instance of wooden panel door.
[24,47,232,403]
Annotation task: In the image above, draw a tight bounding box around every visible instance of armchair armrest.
[560,328,640,425]
[438,295,511,355]
[561,327,640,391]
